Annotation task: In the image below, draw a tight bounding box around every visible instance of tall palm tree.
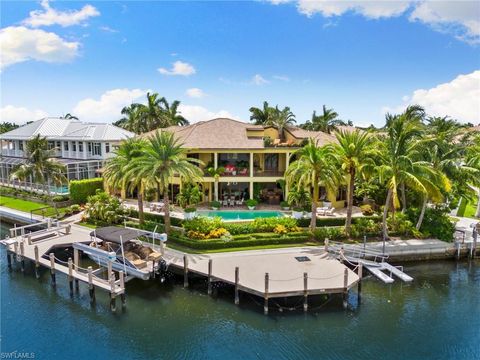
[466,134,480,218]
[206,166,226,202]
[249,101,275,125]
[269,106,296,141]
[333,129,375,236]
[103,137,147,223]
[376,113,437,239]
[131,131,203,233]
[286,139,340,230]
[114,104,145,134]
[10,135,66,194]
[139,92,167,130]
[160,98,189,126]
[302,105,345,133]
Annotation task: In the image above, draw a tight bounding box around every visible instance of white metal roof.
[0,118,134,141]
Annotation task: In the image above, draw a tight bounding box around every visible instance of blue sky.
[1,1,479,126]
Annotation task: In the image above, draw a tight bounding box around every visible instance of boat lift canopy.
[90,226,146,244]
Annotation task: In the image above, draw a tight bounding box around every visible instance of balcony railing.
[253,170,285,177]
[1,149,24,157]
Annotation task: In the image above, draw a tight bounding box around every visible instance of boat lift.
[326,240,413,284]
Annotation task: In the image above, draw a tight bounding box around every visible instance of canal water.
[1,221,479,360]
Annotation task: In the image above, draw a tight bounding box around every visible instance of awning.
[90,226,146,244]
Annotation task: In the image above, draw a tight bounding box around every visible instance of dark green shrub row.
[69,178,104,204]
[125,220,166,233]
[129,209,184,227]
[311,227,346,241]
[297,215,381,228]
[167,233,310,250]
[405,207,455,242]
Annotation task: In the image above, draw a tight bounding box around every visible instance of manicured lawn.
[0,195,66,218]
[167,241,317,254]
[464,201,479,219]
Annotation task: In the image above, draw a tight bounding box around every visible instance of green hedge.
[168,232,310,250]
[69,178,104,204]
[129,209,184,227]
[297,215,381,227]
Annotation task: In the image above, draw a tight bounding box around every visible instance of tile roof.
[140,118,336,149]
[0,118,134,141]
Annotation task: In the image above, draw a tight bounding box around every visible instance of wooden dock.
[2,220,362,314]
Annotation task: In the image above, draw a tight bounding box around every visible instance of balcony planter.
[210,201,221,210]
[184,207,197,220]
[280,201,290,211]
[246,199,258,210]
[292,207,303,219]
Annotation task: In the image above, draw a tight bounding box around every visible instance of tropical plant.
[160,98,189,126]
[176,182,202,208]
[287,186,311,210]
[114,104,145,134]
[286,139,340,230]
[333,129,376,236]
[129,131,203,233]
[10,134,67,194]
[103,137,147,222]
[301,105,346,133]
[85,190,127,225]
[249,101,276,125]
[269,106,296,141]
[246,199,258,208]
[0,122,19,134]
[206,166,225,201]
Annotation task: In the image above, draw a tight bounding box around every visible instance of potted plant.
[210,200,221,210]
[184,206,197,220]
[292,206,304,219]
[280,201,290,210]
[246,199,258,210]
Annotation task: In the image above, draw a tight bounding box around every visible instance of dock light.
[159,233,168,243]
[108,252,116,261]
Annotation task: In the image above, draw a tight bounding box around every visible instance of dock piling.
[357,262,363,303]
[119,271,126,307]
[303,272,308,312]
[13,242,18,263]
[73,248,80,291]
[264,272,269,315]
[6,249,12,269]
[234,267,239,305]
[88,266,95,304]
[49,253,56,287]
[34,245,40,278]
[110,273,116,312]
[183,255,189,288]
[68,257,73,295]
[207,259,213,295]
[342,268,348,309]
[19,242,25,273]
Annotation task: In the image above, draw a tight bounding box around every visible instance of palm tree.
[302,105,345,133]
[114,104,145,134]
[249,101,275,125]
[160,98,189,126]
[103,137,147,223]
[131,131,203,233]
[10,135,66,194]
[62,113,78,120]
[334,129,375,236]
[466,134,480,218]
[139,92,167,130]
[206,166,226,202]
[286,139,340,230]
[269,106,296,141]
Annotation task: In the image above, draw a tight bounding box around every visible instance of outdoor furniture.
[325,208,335,216]
[316,207,327,216]
[222,199,228,207]
[149,202,164,212]
[236,197,244,206]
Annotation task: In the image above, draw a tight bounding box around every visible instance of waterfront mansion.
[0,118,134,194]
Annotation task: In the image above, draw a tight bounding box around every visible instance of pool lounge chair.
[325,208,335,216]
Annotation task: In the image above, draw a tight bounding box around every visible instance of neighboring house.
[0,118,134,194]
[141,118,347,208]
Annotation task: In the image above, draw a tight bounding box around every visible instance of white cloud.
[251,74,269,85]
[0,26,79,69]
[22,0,100,28]
[99,26,118,33]
[185,88,206,98]
[409,1,480,44]
[178,104,238,123]
[296,0,411,19]
[158,61,196,76]
[273,1,479,44]
[382,70,480,124]
[273,75,290,82]
[72,88,148,123]
[0,105,48,125]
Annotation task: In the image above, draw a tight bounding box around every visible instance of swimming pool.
[198,210,284,221]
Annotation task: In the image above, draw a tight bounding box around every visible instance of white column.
[84,142,88,160]
[214,152,218,169]
[249,182,254,200]
[250,152,254,177]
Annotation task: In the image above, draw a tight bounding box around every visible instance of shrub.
[280,201,289,208]
[69,178,104,204]
[250,217,299,232]
[70,204,81,213]
[52,195,70,202]
[312,227,346,241]
[387,213,420,237]
[360,204,374,216]
[84,190,127,225]
[223,222,252,235]
[184,206,197,213]
[246,199,258,207]
[177,183,202,208]
[297,216,381,228]
[350,217,380,238]
[405,207,455,242]
[211,201,221,208]
[128,209,183,227]
[183,216,224,236]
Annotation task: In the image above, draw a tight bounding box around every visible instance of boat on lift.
[72,226,166,281]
